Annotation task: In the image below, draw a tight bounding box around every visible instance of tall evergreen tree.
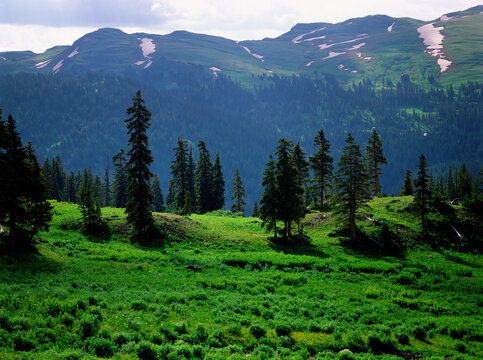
[446,167,456,200]
[291,142,309,231]
[310,129,333,208]
[413,154,431,234]
[170,136,189,212]
[124,90,154,241]
[252,201,259,218]
[365,129,387,196]
[334,133,369,241]
[260,155,278,238]
[186,146,196,206]
[66,171,77,203]
[0,114,52,252]
[231,168,246,215]
[400,170,413,196]
[52,156,66,201]
[212,152,225,211]
[104,167,110,207]
[112,149,128,208]
[275,138,304,237]
[166,180,175,212]
[151,174,165,212]
[195,140,213,214]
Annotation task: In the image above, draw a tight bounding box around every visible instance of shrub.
[113,332,130,347]
[279,335,294,348]
[149,332,164,345]
[13,332,36,351]
[136,340,158,360]
[174,321,188,335]
[395,272,417,285]
[88,337,115,358]
[227,323,242,337]
[275,323,292,337]
[249,323,266,338]
[413,326,426,341]
[131,300,148,311]
[60,314,74,326]
[397,332,410,345]
[367,332,397,353]
[194,324,209,342]
[454,341,467,353]
[79,315,99,339]
[58,216,81,230]
[192,345,205,359]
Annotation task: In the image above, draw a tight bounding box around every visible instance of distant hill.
[1,6,482,87]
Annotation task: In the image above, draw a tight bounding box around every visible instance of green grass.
[0,199,481,359]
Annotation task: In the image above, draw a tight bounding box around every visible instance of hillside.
[0,200,481,359]
[0,6,482,87]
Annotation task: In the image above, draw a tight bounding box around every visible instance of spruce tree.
[151,174,165,212]
[112,149,128,208]
[446,167,455,200]
[212,152,225,210]
[124,90,154,241]
[195,140,213,214]
[400,170,413,196]
[170,136,188,212]
[252,201,259,218]
[291,142,309,232]
[66,171,77,203]
[104,167,110,207]
[0,113,52,252]
[186,147,196,206]
[231,168,246,215]
[310,129,333,208]
[260,155,278,237]
[334,133,369,242]
[365,129,387,197]
[413,154,431,234]
[166,180,175,212]
[275,138,304,237]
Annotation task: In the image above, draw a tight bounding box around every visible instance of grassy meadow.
[0,198,481,359]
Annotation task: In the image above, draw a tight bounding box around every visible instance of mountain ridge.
[1,5,481,87]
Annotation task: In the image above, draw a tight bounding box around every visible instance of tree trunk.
[349,208,356,241]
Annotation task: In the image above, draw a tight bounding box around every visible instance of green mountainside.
[0,6,481,87]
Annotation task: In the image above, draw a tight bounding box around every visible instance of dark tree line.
[0,110,52,252]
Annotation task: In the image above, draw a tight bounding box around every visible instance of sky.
[0,0,481,53]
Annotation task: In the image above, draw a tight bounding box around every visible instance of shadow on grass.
[0,252,62,278]
[268,234,330,258]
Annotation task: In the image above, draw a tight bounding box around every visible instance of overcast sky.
[0,0,480,53]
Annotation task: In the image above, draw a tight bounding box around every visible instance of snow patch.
[292,27,326,44]
[318,43,334,50]
[387,22,395,32]
[67,47,79,58]
[303,35,326,42]
[439,15,455,21]
[210,66,222,77]
[305,61,314,67]
[338,64,344,70]
[35,59,52,69]
[347,42,366,50]
[417,23,452,72]
[144,60,152,69]
[52,59,64,73]
[241,46,264,62]
[351,70,358,73]
[322,52,346,60]
[355,53,371,61]
[437,58,452,72]
[135,60,147,66]
[0,56,6,61]
[138,38,156,58]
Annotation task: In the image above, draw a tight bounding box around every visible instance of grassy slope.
[0,198,481,359]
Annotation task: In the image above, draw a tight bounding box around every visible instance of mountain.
[0,7,481,212]
[1,6,482,87]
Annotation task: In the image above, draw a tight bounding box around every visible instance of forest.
[0,73,481,213]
